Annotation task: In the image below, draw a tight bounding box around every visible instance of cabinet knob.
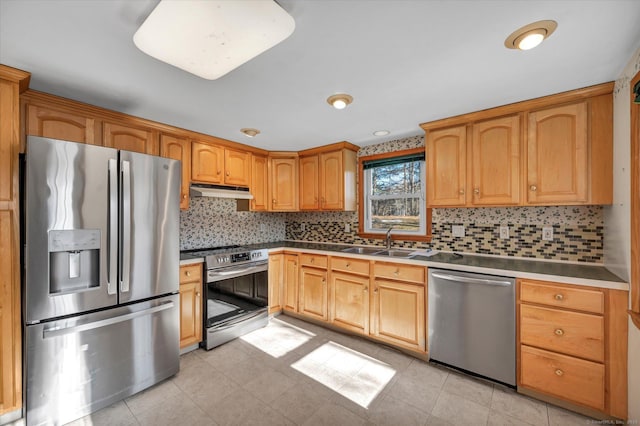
[322,278,326,283]
[555,369,564,377]
[394,269,400,276]
[374,287,378,293]
[272,199,277,205]
[226,171,230,176]
[530,185,537,192]
[554,293,564,301]
[554,328,564,336]
[182,194,187,199]
[459,189,465,195]
[364,286,368,292]
[310,258,314,263]
[346,263,351,268]
[186,271,191,277]
[473,188,480,195]
[217,170,221,175]
[196,292,201,297]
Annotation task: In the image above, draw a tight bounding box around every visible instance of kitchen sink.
[373,249,415,258]
[341,246,383,255]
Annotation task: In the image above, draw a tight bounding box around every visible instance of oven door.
[205,262,268,328]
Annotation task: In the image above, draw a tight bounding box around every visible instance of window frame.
[358,147,432,242]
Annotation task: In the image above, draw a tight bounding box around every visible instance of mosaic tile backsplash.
[181,135,605,263]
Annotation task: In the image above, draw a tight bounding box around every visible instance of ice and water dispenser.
[48,229,100,294]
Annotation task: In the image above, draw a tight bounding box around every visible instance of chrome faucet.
[386,227,393,250]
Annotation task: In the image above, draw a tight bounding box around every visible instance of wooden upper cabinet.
[299,146,357,211]
[300,155,319,210]
[224,147,250,186]
[191,141,224,184]
[160,134,191,210]
[426,125,467,207]
[26,104,96,145]
[527,102,588,204]
[103,121,158,155]
[270,156,298,211]
[470,115,520,206]
[250,154,269,211]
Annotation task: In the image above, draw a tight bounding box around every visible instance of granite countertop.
[181,241,628,290]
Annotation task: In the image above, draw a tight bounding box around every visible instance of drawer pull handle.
[554,328,564,336]
[459,189,465,195]
[473,188,480,195]
[555,369,564,377]
[554,293,564,301]
[530,185,537,191]
[346,263,351,267]
[310,258,314,263]
[394,269,400,275]
[186,271,192,277]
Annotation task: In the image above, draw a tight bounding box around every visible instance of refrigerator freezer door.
[25,136,118,323]
[118,150,180,303]
[25,294,180,426]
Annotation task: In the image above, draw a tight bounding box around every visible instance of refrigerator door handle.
[107,158,118,295]
[120,160,132,293]
[42,301,175,339]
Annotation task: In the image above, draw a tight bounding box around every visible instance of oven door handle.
[208,264,267,277]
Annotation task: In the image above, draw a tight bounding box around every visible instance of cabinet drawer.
[373,262,425,284]
[180,264,202,283]
[520,345,604,411]
[519,279,604,314]
[299,253,328,268]
[330,257,370,276]
[520,304,604,362]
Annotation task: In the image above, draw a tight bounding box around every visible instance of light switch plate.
[499,226,509,239]
[344,223,350,233]
[542,226,553,241]
[452,225,465,237]
[260,223,266,232]
[300,223,306,232]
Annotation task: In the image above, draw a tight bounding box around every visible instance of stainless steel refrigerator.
[23,136,181,426]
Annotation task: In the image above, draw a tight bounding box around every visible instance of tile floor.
[17,315,596,426]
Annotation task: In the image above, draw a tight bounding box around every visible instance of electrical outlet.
[344,222,350,233]
[260,224,266,232]
[300,223,306,232]
[542,226,554,241]
[499,226,509,239]
[452,225,465,237]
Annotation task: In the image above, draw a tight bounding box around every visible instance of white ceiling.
[2,0,640,151]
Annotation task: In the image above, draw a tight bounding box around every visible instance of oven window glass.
[206,270,268,327]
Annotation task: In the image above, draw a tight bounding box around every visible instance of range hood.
[190,184,254,200]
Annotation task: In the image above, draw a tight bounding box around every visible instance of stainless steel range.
[183,246,269,350]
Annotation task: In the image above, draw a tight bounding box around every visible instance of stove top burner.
[184,246,268,269]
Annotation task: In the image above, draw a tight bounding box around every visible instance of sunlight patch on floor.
[240,318,315,358]
[291,341,396,408]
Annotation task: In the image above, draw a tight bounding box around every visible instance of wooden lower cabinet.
[268,253,283,314]
[299,266,328,321]
[330,271,370,335]
[282,254,299,312]
[370,278,426,352]
[517,278,627,419]
[179,264,203,349]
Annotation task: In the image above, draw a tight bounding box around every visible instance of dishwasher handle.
[431,272,513,287]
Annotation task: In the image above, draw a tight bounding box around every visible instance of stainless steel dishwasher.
[428,268,516,386]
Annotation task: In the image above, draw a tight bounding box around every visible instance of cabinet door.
[527,102,588,204]
[330,271,369,335]
[160,134,191,210]
[299,266,328,321]
[470,115,520,205]
[191,141,224,184]
[283,254,299,312]
[103,122,157,155]
[26,104,96,144]
[224,147,250,186]
[299,155,319,210]
[270,157,298,211]
[250,154,269,211]
[320,150,344,210]
[426,125,466,206]
[179,280,202,349]
[268,253,283,314]
[371,279,425,352]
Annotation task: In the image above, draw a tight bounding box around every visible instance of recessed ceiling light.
[327,94,353,110]
[241,128,260,137]
[505,20,557,50]
[133,0,295,80]
[373,130,390,136]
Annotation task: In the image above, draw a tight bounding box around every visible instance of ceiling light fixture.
[133,0,295,80]
[373,130,390,136]
[241,128,260,137]
[327,94,353,110]
[505,20,557,50]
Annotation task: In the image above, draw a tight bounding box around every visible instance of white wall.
[604,46,640,421]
